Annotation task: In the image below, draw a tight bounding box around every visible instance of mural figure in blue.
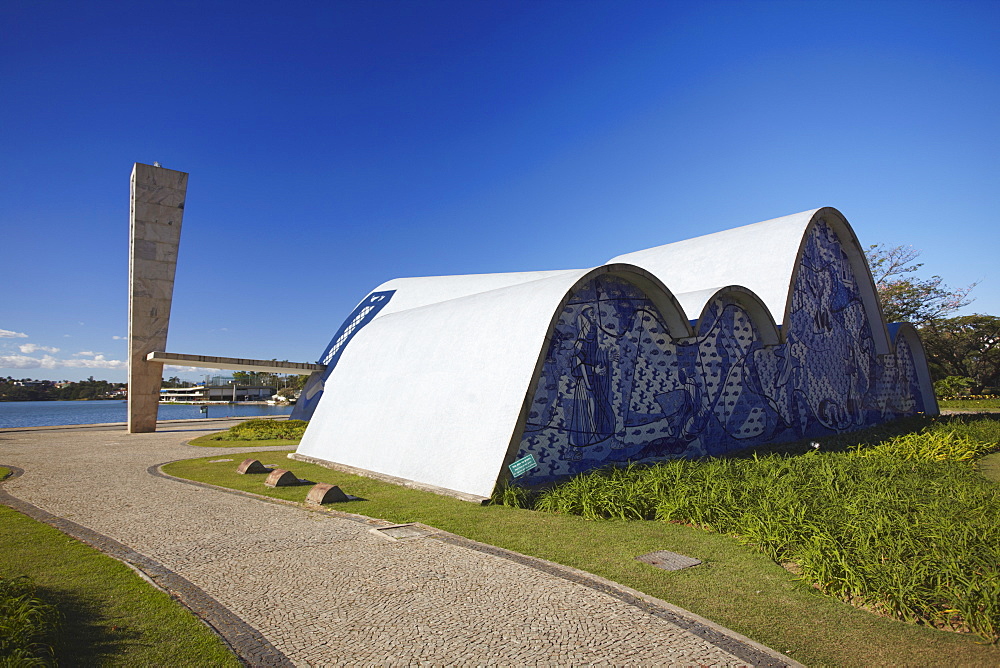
[513,220,925,486]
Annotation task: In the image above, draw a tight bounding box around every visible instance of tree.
[865,244,977,325]
[231,370,278,387]
[920,315,1000,393]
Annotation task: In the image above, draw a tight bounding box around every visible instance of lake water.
[0,400,294,429]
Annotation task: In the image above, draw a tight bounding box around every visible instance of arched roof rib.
[297,264,693,500]
[607,207,891,354]
[888,322,939,414]
[687,286,781,346]
[607,209,816,320]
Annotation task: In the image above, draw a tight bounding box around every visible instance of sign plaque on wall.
[508,454,537,478]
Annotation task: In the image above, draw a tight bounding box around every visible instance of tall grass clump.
[210,418,308,441]
[0,575,59,666]
[509,417,1000,642]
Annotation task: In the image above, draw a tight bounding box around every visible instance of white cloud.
[0,329,28,338]
[112,335,125,340]
[74,351,100,357]
[63,354,126,370]
[164,365,219,374]
[0,355,44,369]
[0,353,124,370]
[19,343,60,354]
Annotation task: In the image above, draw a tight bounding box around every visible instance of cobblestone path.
[0,422,798,667]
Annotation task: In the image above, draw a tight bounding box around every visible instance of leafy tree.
[920,315,1000,393]
[231,370,278,387]
[865,244,976,325]
[933,375,974,398]
[276,386,297,399]
[231,371,251,385]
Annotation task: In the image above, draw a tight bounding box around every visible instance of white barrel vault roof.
[608,209,817,323]
[296,207,896,499]
[297,268,595,499]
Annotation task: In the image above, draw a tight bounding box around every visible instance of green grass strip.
[0,467,239,667]
[205,419,307,442]
[938,398,1000,411]
[514,416,1000,644]
[0,573,59,666]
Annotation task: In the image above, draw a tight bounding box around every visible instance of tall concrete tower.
[127,163,187,433]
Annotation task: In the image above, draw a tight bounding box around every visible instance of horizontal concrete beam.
[146,352,325,375]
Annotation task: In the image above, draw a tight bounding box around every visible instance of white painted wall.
[296,207,916,499]
[296,269,592,499]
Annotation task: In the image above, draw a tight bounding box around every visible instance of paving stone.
[0,421,799,667]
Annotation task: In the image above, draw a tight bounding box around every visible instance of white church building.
[291,207,937,501]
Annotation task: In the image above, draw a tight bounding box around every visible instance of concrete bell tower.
[127,163,187,433]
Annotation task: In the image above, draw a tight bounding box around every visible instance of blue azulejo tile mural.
[513,220,924,486]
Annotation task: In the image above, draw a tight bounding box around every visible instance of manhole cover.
[373,524,434,540]
[636,550,702,571]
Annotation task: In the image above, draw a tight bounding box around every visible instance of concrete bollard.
[236,459,271,474]
[264,469,299,487]
[306,483,349,505]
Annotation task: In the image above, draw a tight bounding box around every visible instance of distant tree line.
[0,376,127,401]
[0,372,311,402]
[231,371,309,391]
[866,244,998,395]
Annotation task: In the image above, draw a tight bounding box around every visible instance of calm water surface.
[0,400,293,429]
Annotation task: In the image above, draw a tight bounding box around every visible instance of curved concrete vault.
[292,207,938,501]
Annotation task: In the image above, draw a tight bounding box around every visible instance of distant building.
[159,384,276,403]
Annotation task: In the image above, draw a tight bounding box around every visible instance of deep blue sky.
[3,0,998,382]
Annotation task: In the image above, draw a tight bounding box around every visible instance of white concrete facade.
[294,208,938,500]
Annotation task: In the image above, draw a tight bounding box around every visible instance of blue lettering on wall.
[290,290,395,421]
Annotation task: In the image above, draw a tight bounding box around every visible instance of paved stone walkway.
[0,422,798,667]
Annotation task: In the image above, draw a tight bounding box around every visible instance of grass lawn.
[0,467,240,667]
[939,398,1000,411]
[980,452,1000,483]
[164,426,1000,668]
[187,432,301,448]
[186,418,306,447]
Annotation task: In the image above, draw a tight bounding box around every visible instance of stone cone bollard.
[236,459,270,474]
[264,469,299,487]
[306,483,349,505]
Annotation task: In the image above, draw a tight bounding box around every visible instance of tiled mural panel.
[514,220,924,486]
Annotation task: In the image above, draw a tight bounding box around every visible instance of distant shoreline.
[0,398,123,403]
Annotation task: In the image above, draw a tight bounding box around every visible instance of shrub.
[502,417,1000,642]
[935,375,974,399]
[0,574,59,666]
[211,419,308,441]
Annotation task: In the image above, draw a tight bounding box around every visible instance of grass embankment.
[187,418,306,447]
[0,571,58,665]
[515,421,1000,643]
[939,397,1000,411]
[164,415,1000,667]
[0,467,239,667]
